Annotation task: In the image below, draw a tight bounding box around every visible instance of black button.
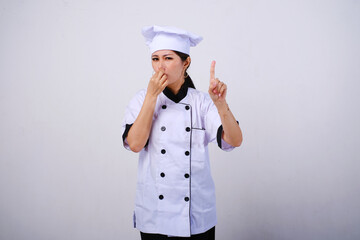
[161,126,166,131]
[184,173,190,178]
[160,172,165,177]
[159,195,164,200]
[162,105,167,109]
[186,127,191,132]
[185,151,190,156]
[161,149,166,154]
[185,105,190,110]
[184,197,189,202]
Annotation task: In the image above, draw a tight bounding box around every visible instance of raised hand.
[147,69,168,98]
[208,61,227,104]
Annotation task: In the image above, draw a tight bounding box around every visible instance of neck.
[167,78,185,95]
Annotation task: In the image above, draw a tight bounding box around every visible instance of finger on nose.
[157,69,164,77]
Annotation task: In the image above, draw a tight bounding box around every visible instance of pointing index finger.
[210,60,216,82]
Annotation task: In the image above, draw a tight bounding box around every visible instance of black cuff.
[122,124,133,142]
[217,125,223,149]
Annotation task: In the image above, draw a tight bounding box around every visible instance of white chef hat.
[142,25,203,55]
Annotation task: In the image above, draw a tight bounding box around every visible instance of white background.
[1,0,359,239]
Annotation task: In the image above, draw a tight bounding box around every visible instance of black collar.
[163,78,191,103]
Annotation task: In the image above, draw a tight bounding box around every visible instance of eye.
[165,57,173,60]
[152,57,159,61]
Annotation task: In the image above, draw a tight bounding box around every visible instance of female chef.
[122,25,243,239]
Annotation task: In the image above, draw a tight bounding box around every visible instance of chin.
[166,78,176,85]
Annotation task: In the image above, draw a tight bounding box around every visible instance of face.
[151,50,189,85]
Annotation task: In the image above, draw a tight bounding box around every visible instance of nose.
[158,59,166,72]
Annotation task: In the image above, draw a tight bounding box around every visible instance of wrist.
[215,101,229,115]
[145,93,158,104]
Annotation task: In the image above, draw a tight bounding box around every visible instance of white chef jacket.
[122,80,235,237]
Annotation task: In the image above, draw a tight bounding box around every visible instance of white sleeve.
[121,90,146,150]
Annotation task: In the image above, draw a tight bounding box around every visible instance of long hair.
[173,51,196,89]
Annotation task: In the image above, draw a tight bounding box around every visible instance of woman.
[122,25,243,239]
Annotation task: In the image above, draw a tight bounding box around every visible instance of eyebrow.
[151,53,174,57]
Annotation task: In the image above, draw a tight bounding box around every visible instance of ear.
[184,57,191,69]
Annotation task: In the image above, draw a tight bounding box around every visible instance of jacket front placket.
[150,99,193,236]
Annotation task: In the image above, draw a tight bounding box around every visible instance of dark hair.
[173,51,196,89]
